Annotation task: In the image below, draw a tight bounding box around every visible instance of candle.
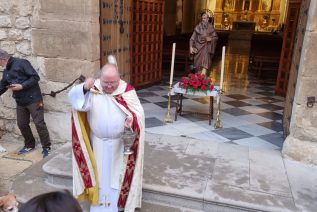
[169,43,176,85]
[220,46,226,89]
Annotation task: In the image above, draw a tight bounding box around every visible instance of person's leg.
[16,105,36,149]
[28,101,51,149]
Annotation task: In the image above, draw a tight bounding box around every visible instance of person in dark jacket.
[0,49,51,158]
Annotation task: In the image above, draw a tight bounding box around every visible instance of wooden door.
[130,0,165,87]
[100,0,131,81]
[280,0,310,136]
[275,1,301,96]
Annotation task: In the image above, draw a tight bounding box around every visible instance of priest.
[68,57,145,212]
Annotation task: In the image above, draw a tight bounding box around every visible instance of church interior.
[162,0,290,96]
[138,0,298,150]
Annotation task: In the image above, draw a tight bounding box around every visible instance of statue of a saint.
[189,12,218,75]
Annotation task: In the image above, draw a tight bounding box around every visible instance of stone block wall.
[282,0,317,165]
[0,0,100,144]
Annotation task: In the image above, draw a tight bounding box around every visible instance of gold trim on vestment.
[76,111,99,205]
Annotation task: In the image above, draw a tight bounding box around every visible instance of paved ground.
[1,132,317,212]
[0,133,63,196]
[142,133,317,212]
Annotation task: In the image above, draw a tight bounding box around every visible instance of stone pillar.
[0,0,100,144]
[270,0,280,28]
[194,0,204,24]
[176,0,183,33]
[214,0,224,29]
[164,0,177,35]
[182,0,195,33]
[206,0,216,11]
[279,0,288,24]
[282,0,317,165]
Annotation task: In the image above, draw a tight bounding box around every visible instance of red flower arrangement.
[179,72,214,93]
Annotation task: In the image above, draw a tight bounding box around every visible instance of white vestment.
[69,79,145,212]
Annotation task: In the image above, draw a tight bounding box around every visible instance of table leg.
[211,96,214,119]
[175,94,180,121]
[209,96,214,125]
[179,94,183,116]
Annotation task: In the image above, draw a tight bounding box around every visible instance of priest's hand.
[124,116,133,128]
[84,78,95,91]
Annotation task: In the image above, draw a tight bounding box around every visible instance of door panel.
[130,0,165,87]
[100,0,131,81]
[275,1,301,97]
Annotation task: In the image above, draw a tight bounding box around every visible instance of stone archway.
[282,0,317,165]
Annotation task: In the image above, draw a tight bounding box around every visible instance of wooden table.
[171,83,220,125]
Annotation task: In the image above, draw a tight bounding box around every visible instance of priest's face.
[100,64,120,94]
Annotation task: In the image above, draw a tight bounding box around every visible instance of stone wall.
[282,0,317,165]
[0,0,100,144]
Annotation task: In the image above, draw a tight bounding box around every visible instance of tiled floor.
[137,38,285,150]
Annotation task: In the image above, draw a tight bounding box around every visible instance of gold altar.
[213,0,281,31]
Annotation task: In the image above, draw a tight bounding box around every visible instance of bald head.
[100,64,120,94]
[101,64,119,78]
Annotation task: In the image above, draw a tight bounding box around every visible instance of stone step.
[41,144,264,212]
[142,189,261,212]
[42,150,72,189]
[15,134,297,212]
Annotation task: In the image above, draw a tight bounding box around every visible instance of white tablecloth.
[170,82,220,103]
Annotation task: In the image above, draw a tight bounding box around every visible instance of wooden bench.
[250,56,280,79]
[163,48,189,72]
[249,32,282,78]
[162,34,191,73]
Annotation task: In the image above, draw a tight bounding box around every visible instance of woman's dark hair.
[19,190,83,212]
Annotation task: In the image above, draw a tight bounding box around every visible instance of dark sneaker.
[42,147,51,158]
[18,146,35,155]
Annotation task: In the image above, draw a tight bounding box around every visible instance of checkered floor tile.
[137,79,285,150]
[137,47,285,151]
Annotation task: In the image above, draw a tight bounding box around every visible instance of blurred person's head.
[0,49,10,67]
[19,190,82,212]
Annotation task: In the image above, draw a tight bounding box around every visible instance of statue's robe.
[190,22,218,71]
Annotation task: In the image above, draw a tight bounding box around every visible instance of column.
[214,0,224,29]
